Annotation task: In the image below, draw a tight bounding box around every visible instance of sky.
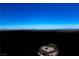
[0,3,79,30]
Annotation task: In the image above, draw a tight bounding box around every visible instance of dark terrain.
[0,30,79,56]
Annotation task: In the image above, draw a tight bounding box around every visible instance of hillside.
[0,30,79,56]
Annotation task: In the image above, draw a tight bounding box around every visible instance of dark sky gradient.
[0,3,79,30]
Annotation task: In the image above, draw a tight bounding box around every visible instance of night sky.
[0,3,79,30]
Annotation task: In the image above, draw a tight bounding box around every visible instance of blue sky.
[0,3,79,30]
